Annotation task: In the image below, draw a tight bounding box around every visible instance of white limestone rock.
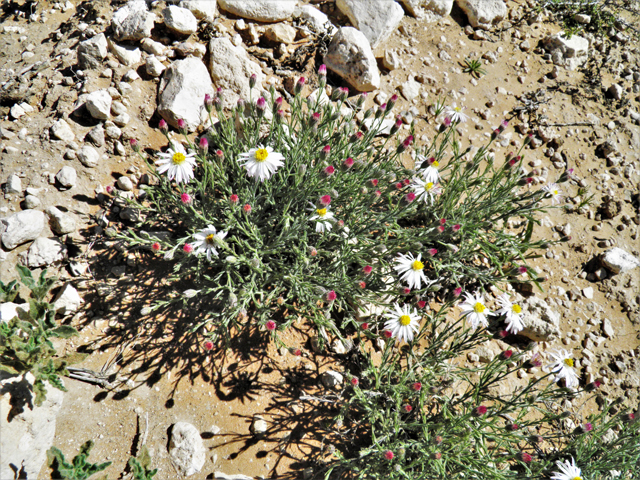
[336,0,404,49]
[293,5,335,33]
[214,473,254,480]
[456,0,507,30]
[1,210,46,250]
[542,32,589,70]
[0,373,64,480]
[179,0,217,23]
[85,90,112,120]
[208,37,265,109]
[5,174,21,194]
[158,57,214,132]
[601,247,640,274]
[324,27,380,92]
[519,296,561,342]
[50,119,75,142]
[0,302,30,322]
[401,76,420,101]
[265,23,297,44]
[163,5,198,35]
[169,422,206,477]
[77,33,108,69]
[53,283,83,315]
[146,56,166,77]
[141,37,166,56]
[400,0,454,18]
[112,0,156,41]
[321,370,344,389]
[217,0,298,22]
[77,145,100,168]
[22,237,67,268]
[108,39,142,66]
[45,206,76,235]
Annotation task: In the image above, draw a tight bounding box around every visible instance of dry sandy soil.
[1,0,639,479]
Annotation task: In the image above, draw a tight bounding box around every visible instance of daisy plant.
[102,68,640,480]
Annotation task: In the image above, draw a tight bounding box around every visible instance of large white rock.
[77,33,109,69]
[180,0,218,23]
[108,39,142,66]
[146,56,166,77]
[77,145,100,168]
[208,37,265,109]
[53,283,83,315]
[542,33,589,71]
[0,302,30,322]
[50,119,75,142]
[111,0,156,41]
[519,296,561,342]
[45,206,76,235]
[55,166,77,188]
[85,90,112,120]
[293,5,335,33]
[601,247,640,274]
[0,373,64,480]
[22,237,67,268]
[169,422,206,476]
[158,57,214,132]
[163,5,198,35]
[1,210,46,250]
[214,473,254,480]
[336,0,403,49]
[400,0,454,18]
[217,0,298,22]
[324,27,380,92]
[456,0,507,30]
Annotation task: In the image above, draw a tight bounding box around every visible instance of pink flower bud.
[229,194,239,204]
[343,157,354,168]
[266,320,276,331]
[370,178,378,187]
[159,119,168,131]
[453,287,462,297]
[384,451,394,461]
[324,165,335,176]
[199,137,208,149]
[326,290,337,302]
[320,195,331,206]
[243,203,252,213]
[177,118,186,129]
[363,265,372,275]
[318,64,327,76]
[183,244,193,253]
[152,242,161,251]
[181,193,192,204]
[405,192,416,203]
[417,300,426,309]
[204,341,214,351]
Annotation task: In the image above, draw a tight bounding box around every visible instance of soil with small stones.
[1,1,639,479]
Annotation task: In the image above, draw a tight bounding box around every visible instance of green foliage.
[0,266,80,405]
[462,58,487,78]
[0,278,18,302]
[543,0,621,39]
[47,440,111,480]
[128,446,158,480]
[322,299,640,480]
[121,78,553,344]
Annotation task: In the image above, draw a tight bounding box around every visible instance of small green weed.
[462,58,486,78]
[46,441,112,480]
[128,446,158,480]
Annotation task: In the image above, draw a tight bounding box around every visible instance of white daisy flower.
[417,155,441,184]
[459,291,491,330]
[542,183,563,204]
[411,177,442,204]
[238,145,285,182]
[156,142,197,184]
[495,294,525,334]
[551,457,583,480]
[308,203,335,233]
[546,349,579,388]
[383,303,421,343]
[443,103,469,124]
[192,225,228,261]
[394,252,428,290]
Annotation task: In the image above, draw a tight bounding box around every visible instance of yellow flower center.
[205,233,215,245]
[255,148,269,162]
[512,304,522,314]
[426,182,434,191]
[399,315,412,326]
[553,189,559,195]
[573,477,582,480]
[316,208,327,217]
[411,260,424,271]
[432,161,439,167]
[172,152,186,165]
[454,106,461,112]
[564,358,574,368]
[474,302,485,313]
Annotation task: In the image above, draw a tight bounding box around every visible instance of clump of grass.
[462,58,487,78]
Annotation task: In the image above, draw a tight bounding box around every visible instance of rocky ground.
[1,0,640,479]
